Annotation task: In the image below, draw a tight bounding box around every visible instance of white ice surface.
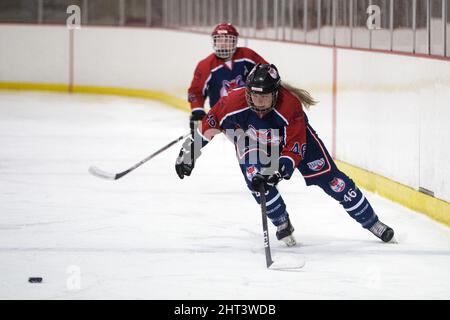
[0,91,449,299]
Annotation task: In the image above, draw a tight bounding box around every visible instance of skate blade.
[280,235,297,247]
[389,236,399,244]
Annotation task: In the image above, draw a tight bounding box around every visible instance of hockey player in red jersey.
[187,23,267,134]
[176,63,395,246]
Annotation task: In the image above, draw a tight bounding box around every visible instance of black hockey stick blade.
[89,132,190,181]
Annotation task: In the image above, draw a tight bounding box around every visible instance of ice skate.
[276,219,296,247]
[369,221,395,243]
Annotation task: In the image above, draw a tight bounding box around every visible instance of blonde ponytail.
[281,82,317,110]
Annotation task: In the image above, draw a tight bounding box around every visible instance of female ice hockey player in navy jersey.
[176,63,395,246]
[187,23,267,132]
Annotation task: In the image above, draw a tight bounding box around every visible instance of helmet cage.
[212,34,237,59]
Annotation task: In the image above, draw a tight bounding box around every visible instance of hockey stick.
[89,132,190,180]
[259,184,274,268]
[259,184,305,271]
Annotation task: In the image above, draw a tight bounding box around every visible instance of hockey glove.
[175,137,201,179]
[277,157,295,179]
[189,109,206,133]
[251,172,283,191]
[250,157,294,191]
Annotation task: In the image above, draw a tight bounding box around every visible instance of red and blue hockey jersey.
[188,47,267,112]
[196,86,307,173]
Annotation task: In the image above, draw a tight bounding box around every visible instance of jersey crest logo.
[246,165,259,181]
[329,177,346,193]
[307,158,326,172]
[246,125,282,145]
[220,75,245,97]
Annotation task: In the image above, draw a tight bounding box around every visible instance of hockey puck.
[28,277,43,283]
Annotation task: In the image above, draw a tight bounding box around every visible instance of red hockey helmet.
[211,23,239,37]
[211,23,239,59]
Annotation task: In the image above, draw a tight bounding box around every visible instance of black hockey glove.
[251,172,283,192]
[175,137,201,179]
[189,109,206,133]
[250,158,293,191]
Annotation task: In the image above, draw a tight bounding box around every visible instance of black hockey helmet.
[245,64,281,113]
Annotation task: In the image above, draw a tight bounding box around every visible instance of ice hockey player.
[187,23,267,134]
[176,63,395,246]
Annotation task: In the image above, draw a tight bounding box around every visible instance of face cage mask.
[245,90,279,115]
[212,35,237,59]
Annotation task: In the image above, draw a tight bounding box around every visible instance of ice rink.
[0,91,449,299]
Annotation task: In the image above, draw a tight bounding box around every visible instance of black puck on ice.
[28,277,43,283]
